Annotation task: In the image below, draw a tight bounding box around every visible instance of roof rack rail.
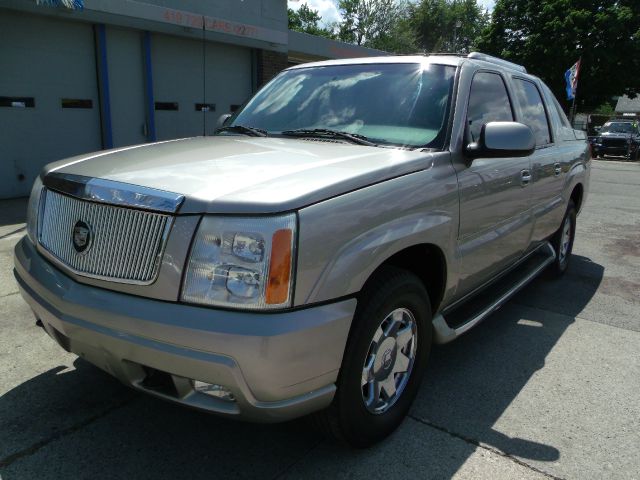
[467,52,527,73]
[425,52,467,57]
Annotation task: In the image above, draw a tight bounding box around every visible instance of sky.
[287,0,496,26]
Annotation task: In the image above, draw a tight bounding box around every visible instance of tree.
[593,102,615,116]
[477,0,640,110]
[288,3,335,39]
[337,0,402,46]
[408,0,490,54]
[367,2,419,53]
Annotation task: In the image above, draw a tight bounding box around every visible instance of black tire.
[314,266,432,448]
[547,200,577,278]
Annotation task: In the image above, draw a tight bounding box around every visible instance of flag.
[565,59,581,100]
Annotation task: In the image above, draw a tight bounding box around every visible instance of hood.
[45,136,435,214]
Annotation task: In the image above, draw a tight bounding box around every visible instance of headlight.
[181,214,296,310]
[26,175,44,245]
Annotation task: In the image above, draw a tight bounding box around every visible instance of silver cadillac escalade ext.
[14,52,589,447]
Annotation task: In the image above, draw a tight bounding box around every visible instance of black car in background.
[592,120,640,160]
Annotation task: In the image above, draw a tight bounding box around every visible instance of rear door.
[455,71,533,297]
[510,77,565,242]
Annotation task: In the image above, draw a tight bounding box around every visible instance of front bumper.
[593,143,635,157]
[14,237,356,422]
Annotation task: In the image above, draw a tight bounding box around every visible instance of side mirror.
[466,121,535,159]
[216,113,232,129]
[594,126,601,133]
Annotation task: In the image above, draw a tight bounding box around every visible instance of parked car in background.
[14,52,589,447]
[592,120,640,160]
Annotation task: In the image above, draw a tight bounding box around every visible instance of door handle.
[521,169,532,186]
[554,163,562,176]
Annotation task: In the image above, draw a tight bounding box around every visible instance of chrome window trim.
[43,172,185,214]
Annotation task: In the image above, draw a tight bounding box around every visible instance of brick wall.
[257,50,288,87]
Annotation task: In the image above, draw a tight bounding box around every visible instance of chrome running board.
[433,242,556,344]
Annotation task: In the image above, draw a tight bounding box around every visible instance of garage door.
[151,34,253,140]
[106,26,147,148]
[0,10,102,199]
[204,40,254,134]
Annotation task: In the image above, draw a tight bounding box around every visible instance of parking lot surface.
[1,159,639,479]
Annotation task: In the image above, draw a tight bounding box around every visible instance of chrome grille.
[38,189,172,284]
[602,137,627,148]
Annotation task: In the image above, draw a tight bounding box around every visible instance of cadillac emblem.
[72,220,92,254]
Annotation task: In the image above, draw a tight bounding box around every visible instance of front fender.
[294,159,459,306]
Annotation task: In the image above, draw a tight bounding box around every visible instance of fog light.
[192,381,236,402]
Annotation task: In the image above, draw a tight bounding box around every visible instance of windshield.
[601,122,636,134]
[227,63,456,148]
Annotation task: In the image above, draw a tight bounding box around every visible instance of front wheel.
[315,267,432,447]
[547,200,577,277]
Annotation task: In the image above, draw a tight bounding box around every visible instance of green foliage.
[593,102,615,115]
[288,3,336,39]
[365,2,419,53]
[477,0,640,111]
[408,0,490,54]
[368,18,418,53]
[337,0,402,46]
[288,0,489,55]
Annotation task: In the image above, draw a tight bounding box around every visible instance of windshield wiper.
[216,125,268,137]
[280,128,377,146]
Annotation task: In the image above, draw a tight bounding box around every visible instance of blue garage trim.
[143,31,157,142]
[95,24,113,149]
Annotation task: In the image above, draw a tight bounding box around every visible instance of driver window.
[467,72,514,142]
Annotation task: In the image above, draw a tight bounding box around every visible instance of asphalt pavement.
[1,159,639,479]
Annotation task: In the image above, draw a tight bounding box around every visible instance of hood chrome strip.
[43,172,185,214]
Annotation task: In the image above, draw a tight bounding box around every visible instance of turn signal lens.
[266,229,293,305]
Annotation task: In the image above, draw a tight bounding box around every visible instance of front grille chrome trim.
[43,172,184,214]
[37,189,173,285]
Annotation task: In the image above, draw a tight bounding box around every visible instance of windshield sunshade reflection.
[225,63,456,149]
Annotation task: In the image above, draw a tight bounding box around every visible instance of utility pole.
[453,20,462,53]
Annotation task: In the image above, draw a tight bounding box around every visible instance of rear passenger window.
[467,72,514,142]
[550,91,572,128]
[513,79,552,146]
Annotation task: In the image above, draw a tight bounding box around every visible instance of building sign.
[162,9,257,38]
[80,0,287,46]
[36,0,83,10]
[159,7,286,45]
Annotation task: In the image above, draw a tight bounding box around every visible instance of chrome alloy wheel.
[361,307,418,414]
[559,215,572,264]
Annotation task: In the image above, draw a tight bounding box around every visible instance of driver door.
[455,71,533,298]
